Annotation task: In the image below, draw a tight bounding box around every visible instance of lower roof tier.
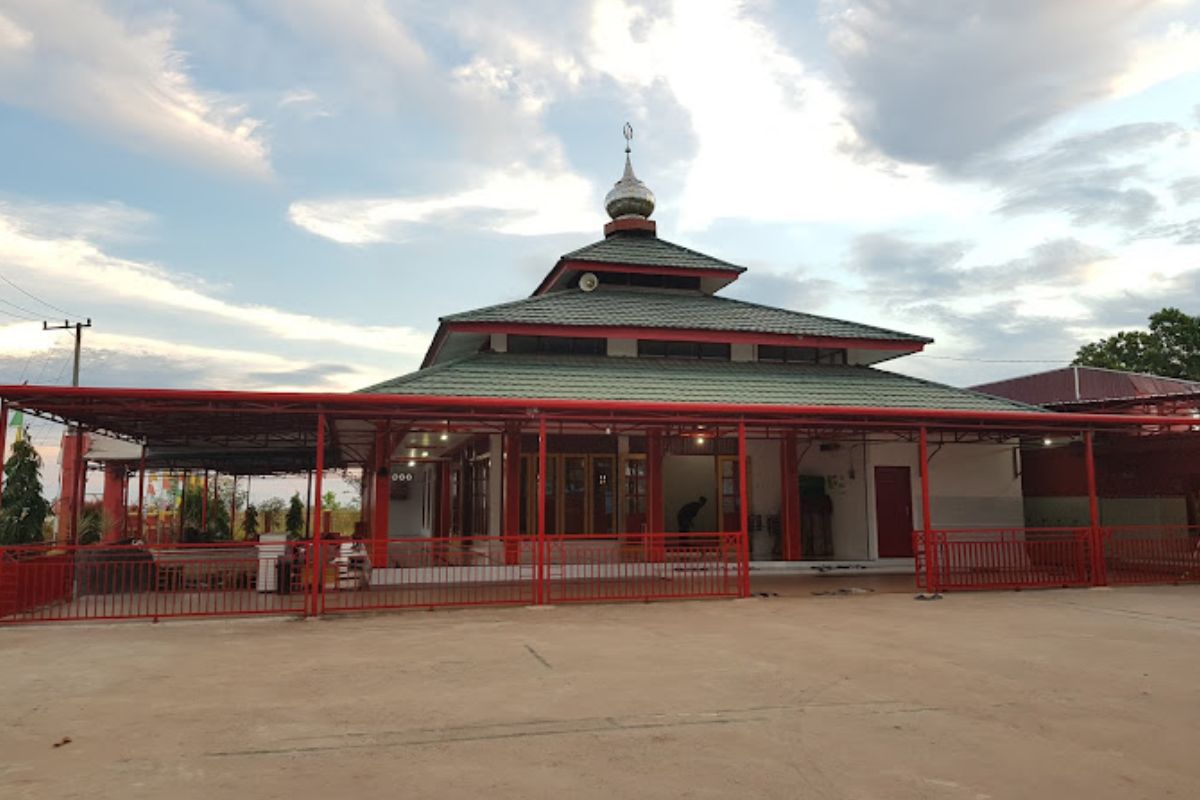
[362,353,1039,412]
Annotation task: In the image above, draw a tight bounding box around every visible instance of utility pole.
[43,318,92,387]
[44,318,92,545]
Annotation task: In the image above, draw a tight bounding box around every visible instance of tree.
[242,504,259,537]
[321,490,340,511]
[0,438,51,545]
[285,493,305,538]
[1074,308,1200,380]
[180,482,232,540]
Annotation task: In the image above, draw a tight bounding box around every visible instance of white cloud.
[0,1,269,175]
[0,207,428,355]
[0,198,155,245]
[0,11,32,51]
[289,165,597,244]
[587,0,993,231]
[1112,22,1200,96]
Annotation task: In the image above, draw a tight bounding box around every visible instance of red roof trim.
[446,321,925,351]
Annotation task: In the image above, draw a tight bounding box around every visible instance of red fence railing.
[1,531,747,624]
[1102,525,1200,585]
[922,528,1094,591]
[0,541,310,624]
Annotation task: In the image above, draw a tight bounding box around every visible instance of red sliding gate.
[0,531,745,625]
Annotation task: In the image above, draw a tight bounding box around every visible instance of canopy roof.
[4,383,1194,474]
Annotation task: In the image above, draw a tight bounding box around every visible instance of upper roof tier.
[423,287,931,366]
[534,230,746,294]
[446,288,927,342]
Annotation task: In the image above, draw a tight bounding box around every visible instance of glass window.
[508,335,605,356]
[638,340,731,360]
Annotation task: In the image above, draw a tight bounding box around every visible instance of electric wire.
[0,271,79,318]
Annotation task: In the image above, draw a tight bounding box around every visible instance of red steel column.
[371,422,391,568]
[0,399,7,509]
[72,432,86,545]
[918,426,936,592]
[779,433,801,560]
[101,464,125,542]
[1084,430,1106,586]
[503,422,522,564]
[537,415,547,604]
[310,413,326,616]
[137,449,145,540]
[646,427,664,560]
[737,421,751,597]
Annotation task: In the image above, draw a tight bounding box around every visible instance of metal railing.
[922,528,1093,591]
[0,541,310,624]
[1,531,747,624]
[1102,525,1200,585]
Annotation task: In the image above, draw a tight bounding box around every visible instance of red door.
[874,466,914,558]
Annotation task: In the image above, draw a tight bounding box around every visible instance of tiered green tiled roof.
[443,289,931,343]
[361,353,1037,411]
[560,232,745,273]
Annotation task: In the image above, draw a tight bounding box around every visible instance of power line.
[0,293,46,320]
[0,271,78,317]
[0,305,38,322]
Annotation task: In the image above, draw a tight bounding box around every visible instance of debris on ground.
[811,587,875,597]
[52,737,72,748]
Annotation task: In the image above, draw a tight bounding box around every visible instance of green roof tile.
[361,353,1040,412]
[560,232,745,272]
[443,289,931,343]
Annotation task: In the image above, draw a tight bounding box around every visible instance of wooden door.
[874,466,914,558]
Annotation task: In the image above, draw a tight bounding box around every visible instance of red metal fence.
[1,531,744,625]
[918,525,1200,592]
[1103,525,1200,585]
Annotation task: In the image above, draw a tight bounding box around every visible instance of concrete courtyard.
[2,581,1198,799]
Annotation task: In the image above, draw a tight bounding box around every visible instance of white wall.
[387,463,428,537]
[1025,496,1188,528]
[796,440,871,559]
[731,343,754,362]
[608,338,637,357]
[867,442,1024,555]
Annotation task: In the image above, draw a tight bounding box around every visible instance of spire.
[604,122,656,222]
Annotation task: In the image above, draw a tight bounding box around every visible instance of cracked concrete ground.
[2,584,1198,799]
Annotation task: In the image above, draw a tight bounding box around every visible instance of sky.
[2,0,1200,496]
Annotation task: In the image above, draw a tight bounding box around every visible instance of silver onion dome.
[604,124,655,220]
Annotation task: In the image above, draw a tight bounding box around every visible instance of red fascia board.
[4,384,1200,430]
[420,324,449,369]
[446,321,925,351]
[534,260,743,295]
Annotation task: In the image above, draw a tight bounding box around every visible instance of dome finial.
[605,122,655,221]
